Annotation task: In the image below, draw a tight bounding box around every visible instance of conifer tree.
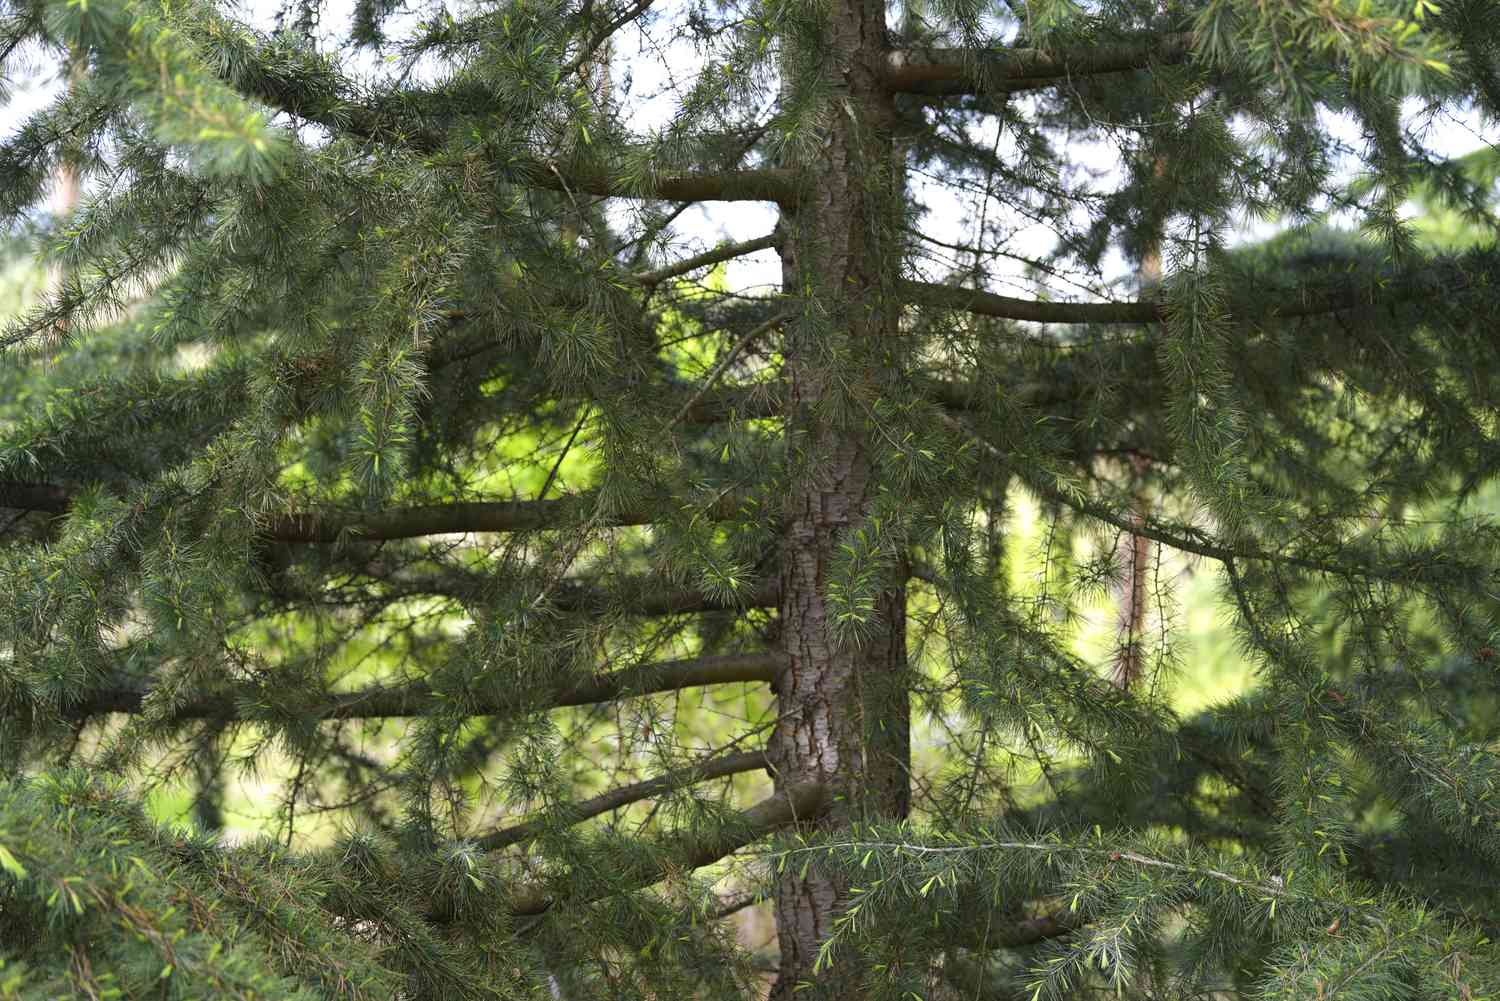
[2,0,1500,998]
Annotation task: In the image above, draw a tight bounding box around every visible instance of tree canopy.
[2,0,1500,998]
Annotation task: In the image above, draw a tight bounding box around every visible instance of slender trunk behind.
[1111,156,1165,690]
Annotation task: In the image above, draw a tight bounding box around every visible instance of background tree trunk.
[1111,154,1165,691]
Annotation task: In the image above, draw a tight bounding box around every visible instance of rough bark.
[770,0,910,994]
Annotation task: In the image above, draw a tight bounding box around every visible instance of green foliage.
[0,770,400,999]
[2,0,1500,997]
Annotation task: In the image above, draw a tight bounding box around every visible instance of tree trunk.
[1110,154,1165,690]
[770,0,910,994]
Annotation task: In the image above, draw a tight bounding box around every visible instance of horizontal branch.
[343,559,780,615]
[0,366,1112,544]
[901,279,1160,324]
[264,492,745,543]
[513,161,799,204]
[884,32,1194,96]
[548,578,780,616]
[506,781,828,915]
[267,498,587,541]
[902,259,1492,326]
[72,651,782,723]
[480,749,769,850]
[615,376,1072,426]
[0,482,746,543]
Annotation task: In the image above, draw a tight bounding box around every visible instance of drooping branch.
[940,951,1036,999]
[225,56,796,202]
[635,232,782,289]
[678,383,785,424]
[195,23,799,205]
[71,652,782,723]
[505,781,828,915]
[884,32,1194,97]
[0,481,70,513]
[946,909,1079,950]
[480,749,769,850]
[373,571,780,615]
[560,0,658,77]
[942,411,1458,585]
